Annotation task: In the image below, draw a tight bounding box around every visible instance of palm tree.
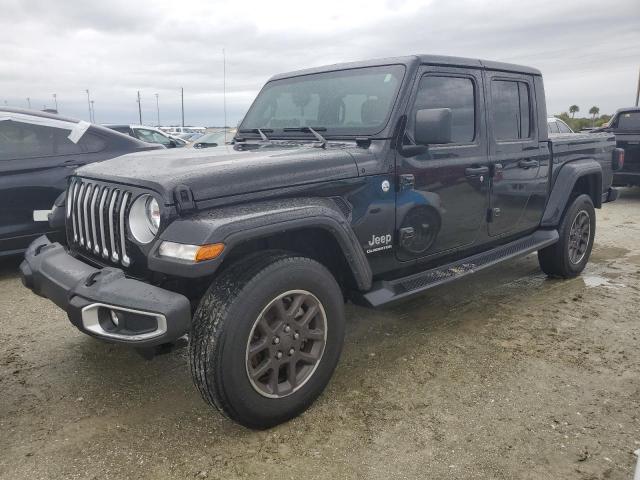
[589,106,600,127]
[569,105,579,118]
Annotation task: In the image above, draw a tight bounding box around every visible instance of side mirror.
[415,108,452,145]
[168,140,177,148]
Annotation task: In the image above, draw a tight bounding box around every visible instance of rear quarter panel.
[549,132,615,194]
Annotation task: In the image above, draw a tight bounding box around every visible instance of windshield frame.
[238,63,407,140]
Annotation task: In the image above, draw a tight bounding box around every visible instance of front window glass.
[409,75,476,143]
[240,65,405,136]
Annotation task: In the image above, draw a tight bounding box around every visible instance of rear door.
[486,72,549,237]
[395,65,490,261]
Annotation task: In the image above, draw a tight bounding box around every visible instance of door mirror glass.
[414,108,452,145]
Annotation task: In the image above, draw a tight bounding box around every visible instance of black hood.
[77,143,360,204]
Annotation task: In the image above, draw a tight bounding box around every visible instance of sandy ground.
[1,189,639,480]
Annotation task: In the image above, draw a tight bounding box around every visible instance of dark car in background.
[594,108,640,186]
[0,108,162,256]
[105,124,183,148]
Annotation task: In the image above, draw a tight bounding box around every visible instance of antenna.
[181,87,184,129]
[223,48,227,143]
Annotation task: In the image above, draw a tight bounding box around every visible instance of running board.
[358,229,559,307]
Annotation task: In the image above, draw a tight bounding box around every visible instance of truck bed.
[548,132,615,193]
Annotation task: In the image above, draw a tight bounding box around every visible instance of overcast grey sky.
[1,0,638,126]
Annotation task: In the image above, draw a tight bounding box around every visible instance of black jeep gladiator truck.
[593,107,640,186]
[20,55,619,429]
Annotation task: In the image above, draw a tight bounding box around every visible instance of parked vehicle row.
[19,54,621,430]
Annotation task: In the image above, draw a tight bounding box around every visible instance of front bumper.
[20,236,191,346]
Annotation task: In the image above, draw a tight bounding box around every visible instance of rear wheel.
[538,194,595,278]
[189,252,345,429]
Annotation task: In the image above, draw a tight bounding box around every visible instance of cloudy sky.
[1,0,638,127]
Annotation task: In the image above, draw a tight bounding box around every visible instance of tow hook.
[134,335,189,360]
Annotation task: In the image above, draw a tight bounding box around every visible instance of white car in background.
[188,129,236,149]
[104,124,184,148]
[547,117,574,134]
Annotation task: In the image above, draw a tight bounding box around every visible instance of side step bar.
[358,229,559,307]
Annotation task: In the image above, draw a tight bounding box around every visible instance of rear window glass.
[0,121,105,161]
[616,111,640,130]
[491,80,532,140]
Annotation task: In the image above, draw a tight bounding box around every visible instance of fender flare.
[540,159,602,227]
[148,197,373,290]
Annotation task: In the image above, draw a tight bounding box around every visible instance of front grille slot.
[67,178,132,267]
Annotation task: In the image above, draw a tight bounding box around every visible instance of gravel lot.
[1,189,639,480]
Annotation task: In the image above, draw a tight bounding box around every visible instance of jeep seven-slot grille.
[66,178,131,267]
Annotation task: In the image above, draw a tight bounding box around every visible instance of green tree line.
[556,105,611,131]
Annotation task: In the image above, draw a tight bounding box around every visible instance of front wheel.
[189,252,345,429]
[538,194,596,278]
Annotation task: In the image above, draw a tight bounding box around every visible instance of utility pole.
[26,97,31,109]
[90,100,95,123]
[137,91,142,124]
[635,66,640,107]
[223,48,227,143]
[52,93,58,112]
[181,87,184,129]
[155,93,160,126]
[85,90,91,121]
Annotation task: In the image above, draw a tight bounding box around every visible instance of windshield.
[240,65,405,137]
[616,111,640,130]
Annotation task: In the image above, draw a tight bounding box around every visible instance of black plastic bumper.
[613,172,640,187]
[20,236,191,347]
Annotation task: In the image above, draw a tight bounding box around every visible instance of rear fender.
[541,159,602,227]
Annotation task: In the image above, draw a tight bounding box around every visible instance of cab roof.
[269,54,542,81]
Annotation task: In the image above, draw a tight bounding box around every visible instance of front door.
[395,66,490,261]
[485,72,548,236]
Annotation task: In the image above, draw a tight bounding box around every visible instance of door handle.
[518,159,539,169]
[465,166,489,176]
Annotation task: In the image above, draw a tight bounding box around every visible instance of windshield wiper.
[283,127,327,148]
[238,128,274,142]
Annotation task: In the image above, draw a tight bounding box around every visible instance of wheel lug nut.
[293,332,299,340]
[273,337,280,344]
[276,351,283,359]
[289,348,295,356]
[284,325,291,333]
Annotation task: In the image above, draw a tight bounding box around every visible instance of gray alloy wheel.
[245,290,327,399]
[568,210,591,265]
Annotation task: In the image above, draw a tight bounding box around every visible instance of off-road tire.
[538,194,596,278]
[189,251,345,429]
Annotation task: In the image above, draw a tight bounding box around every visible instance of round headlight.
[128,194,160,244]
[146,197,160,231]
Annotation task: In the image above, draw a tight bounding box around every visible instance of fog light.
[110,309,120,327]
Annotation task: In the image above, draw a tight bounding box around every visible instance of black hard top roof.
[614,107,640,114]
[269,54,541,81]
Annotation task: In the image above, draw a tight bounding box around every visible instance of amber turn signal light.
[195,243,225,262]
